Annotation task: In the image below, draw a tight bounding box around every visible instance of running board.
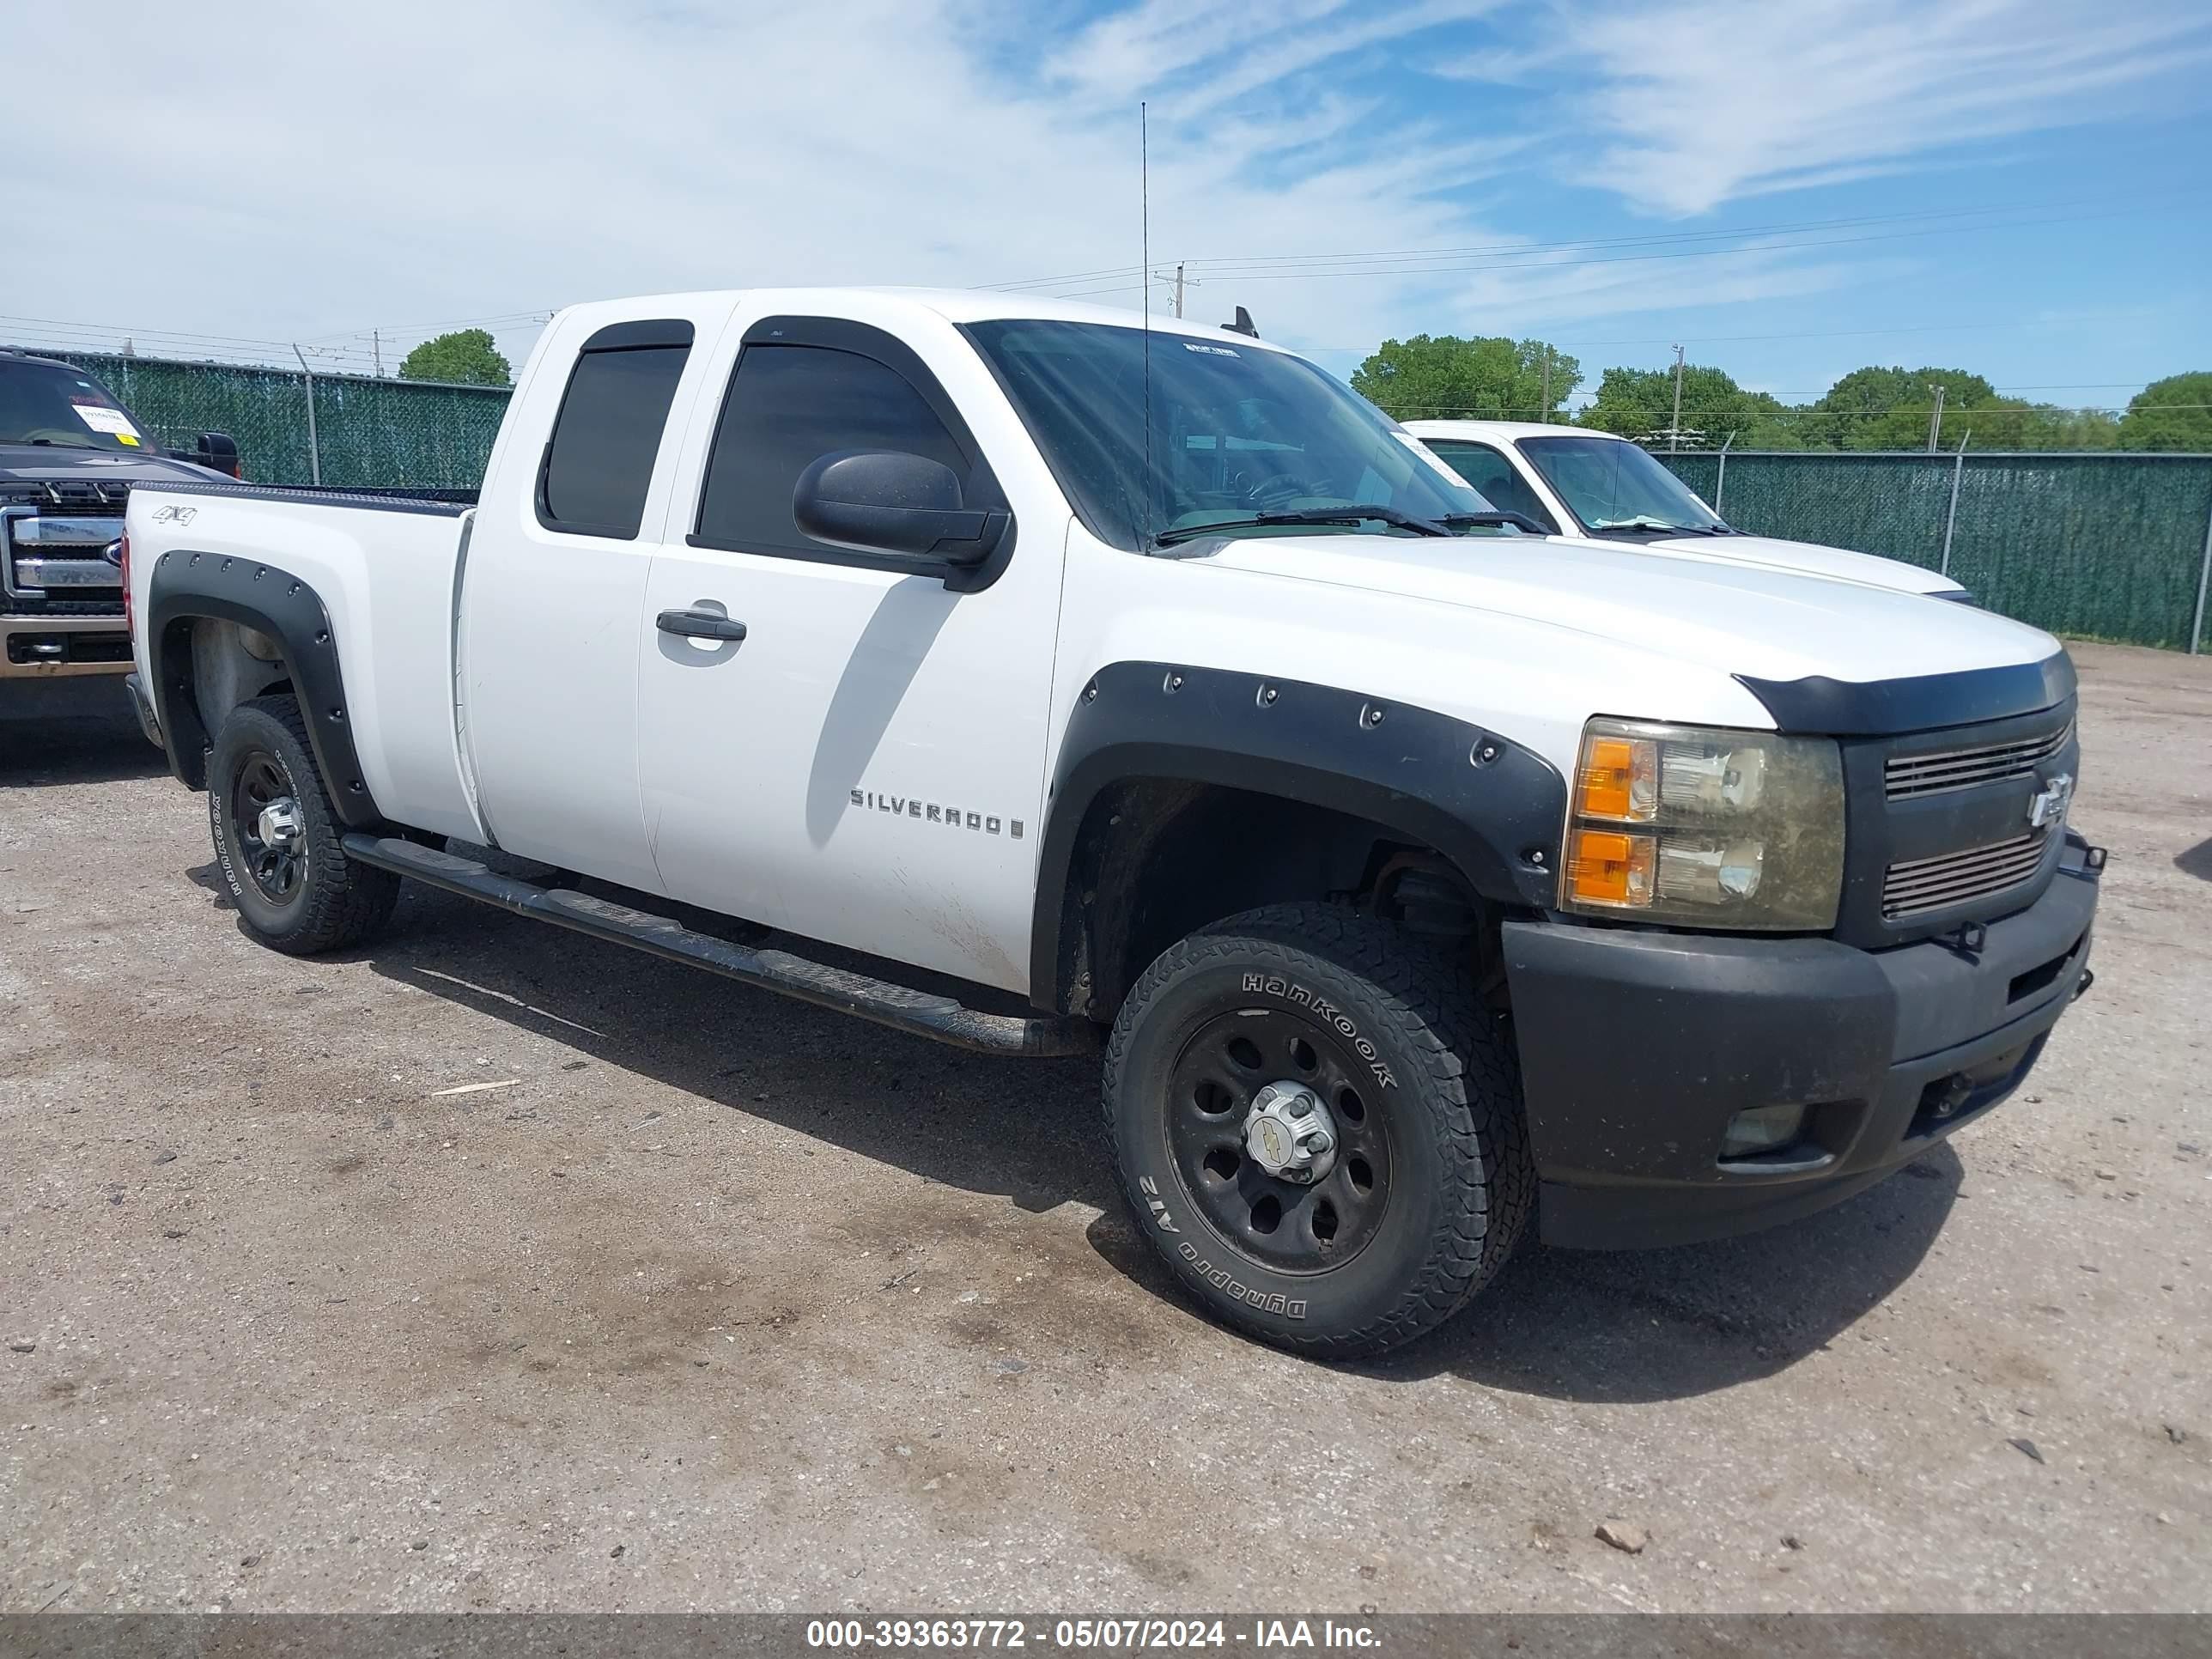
[340,835,1097,1058]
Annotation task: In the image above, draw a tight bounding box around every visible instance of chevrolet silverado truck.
[1,348,238,685]
[1404,418,1972,601]
[121,289,2100,1357]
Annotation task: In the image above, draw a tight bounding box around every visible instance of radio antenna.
[1140,100,1153,550]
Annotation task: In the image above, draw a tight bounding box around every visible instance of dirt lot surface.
[2,645,2207,1615]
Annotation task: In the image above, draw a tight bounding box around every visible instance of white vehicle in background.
[1404,419,1972,601]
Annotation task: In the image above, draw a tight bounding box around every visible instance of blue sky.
[7,0,2209,411]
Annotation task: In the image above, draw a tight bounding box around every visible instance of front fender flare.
[1029,661,1566,1006]
[144,548,382,826]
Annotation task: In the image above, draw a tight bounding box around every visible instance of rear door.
[459,307,727,892]
[635,306,1066,993]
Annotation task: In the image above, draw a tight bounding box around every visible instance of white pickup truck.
[1403,418,1972,600]
[121,289,2100,1358]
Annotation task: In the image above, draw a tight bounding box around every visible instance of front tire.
[207,696,399,955]
[1103,902,1532,1358]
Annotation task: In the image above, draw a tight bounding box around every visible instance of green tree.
[1577,364,1790,447]
[1351,335,1579,422]
[398,328,512,387]
[2116,372,2212,452]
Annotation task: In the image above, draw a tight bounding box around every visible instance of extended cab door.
[459,307,729,893]
[635,304,1064,994]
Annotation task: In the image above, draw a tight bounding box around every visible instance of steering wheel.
[1242,472,1316,508]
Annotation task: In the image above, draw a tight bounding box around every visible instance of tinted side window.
[696,345,971,555]
[538,343,691,538]
[1426,441,1550,526]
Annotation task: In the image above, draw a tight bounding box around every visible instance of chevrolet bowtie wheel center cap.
[1244,1081,1339,1185]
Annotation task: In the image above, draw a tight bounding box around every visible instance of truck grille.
[1882,831,2051,920]
[1884,722,2073,800]
[3,502,125,617]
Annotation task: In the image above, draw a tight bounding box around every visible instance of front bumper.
[1503,833,2100,1249]
[2,612,132,678]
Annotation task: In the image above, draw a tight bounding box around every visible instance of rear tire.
[1103,902,1532,1358]
[207,696,399,955]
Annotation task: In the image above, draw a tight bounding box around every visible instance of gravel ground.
[1,645,2206,1615]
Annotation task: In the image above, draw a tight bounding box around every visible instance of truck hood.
[1626,530,1963,596]
[0,442,227,489]
[1203,532,2057,689]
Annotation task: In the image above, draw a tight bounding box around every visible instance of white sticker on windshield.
[73,403,142,439]
[1183,342,1240,356]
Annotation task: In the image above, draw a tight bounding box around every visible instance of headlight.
[1562,718,1844,930]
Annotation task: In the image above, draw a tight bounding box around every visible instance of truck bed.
[126,479,486,844]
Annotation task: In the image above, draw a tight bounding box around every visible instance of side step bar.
[341,835,1097,1058]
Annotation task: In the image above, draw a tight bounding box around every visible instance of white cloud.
[0,0,1525,372]
[1443,0,2212,216]
[5,0,2191,374]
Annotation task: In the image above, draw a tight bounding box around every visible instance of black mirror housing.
[184,431,241,478]
[793,450,1010,569]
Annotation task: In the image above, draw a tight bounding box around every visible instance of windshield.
[965,319,1500,549]
[1516,434,1725,533]
[0,360,150,453]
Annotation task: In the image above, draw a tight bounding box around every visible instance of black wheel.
[207,696,399,955]
[1103,902,1532,1358]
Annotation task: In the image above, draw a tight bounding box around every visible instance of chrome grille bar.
[1885,723,2072,800]
[1882,831,2050,919]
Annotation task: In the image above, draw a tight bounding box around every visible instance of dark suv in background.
[1,349,238,689]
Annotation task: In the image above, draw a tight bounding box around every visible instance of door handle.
[657,607,748,643]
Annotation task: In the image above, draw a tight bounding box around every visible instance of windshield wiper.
[1589,514,1695,532]
[1438,510,1547,536]
[1589,514,1734,536]
[14,437,108,452]
[1152,504,1450,547]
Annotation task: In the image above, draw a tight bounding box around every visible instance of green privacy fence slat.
[31,353,2212,649]
[49,352,510,492]
[1661,450,2212,651]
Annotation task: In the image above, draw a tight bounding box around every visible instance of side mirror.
[184,431,241,478]
[793,450,1009,567]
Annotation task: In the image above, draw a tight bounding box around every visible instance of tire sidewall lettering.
[1239,970,1396,1089]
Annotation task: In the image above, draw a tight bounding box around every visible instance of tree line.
[1349,335,2212,453]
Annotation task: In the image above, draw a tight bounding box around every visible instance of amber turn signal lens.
[1568,829,1655,907]
[1577,738,1635,819]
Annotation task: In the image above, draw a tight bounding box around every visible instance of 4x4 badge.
[2027,773,2073,829]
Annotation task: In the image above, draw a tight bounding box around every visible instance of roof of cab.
[550,287,1295,353]
[1403,418,1617,442]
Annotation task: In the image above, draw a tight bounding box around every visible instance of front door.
[635,312,1064,994]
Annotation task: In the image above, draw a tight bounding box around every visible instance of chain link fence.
[49,351,508,492]
[1660,450,2212,652]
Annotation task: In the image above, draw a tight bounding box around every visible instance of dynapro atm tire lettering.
[1180,1240,1309,1320]
[1139,1182,1311,1321]
[1242,972,1397,1088]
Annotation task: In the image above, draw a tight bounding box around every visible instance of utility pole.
[1174,263,1185,320]
[1927,384,1946,453]
[373,330,384,379]
[1669,344,1685,453]
[1540,347,1552,423]
[291,344,322,486]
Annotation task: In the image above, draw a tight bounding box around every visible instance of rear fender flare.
[1029,661,1567,1007]
[144,548,381,825]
